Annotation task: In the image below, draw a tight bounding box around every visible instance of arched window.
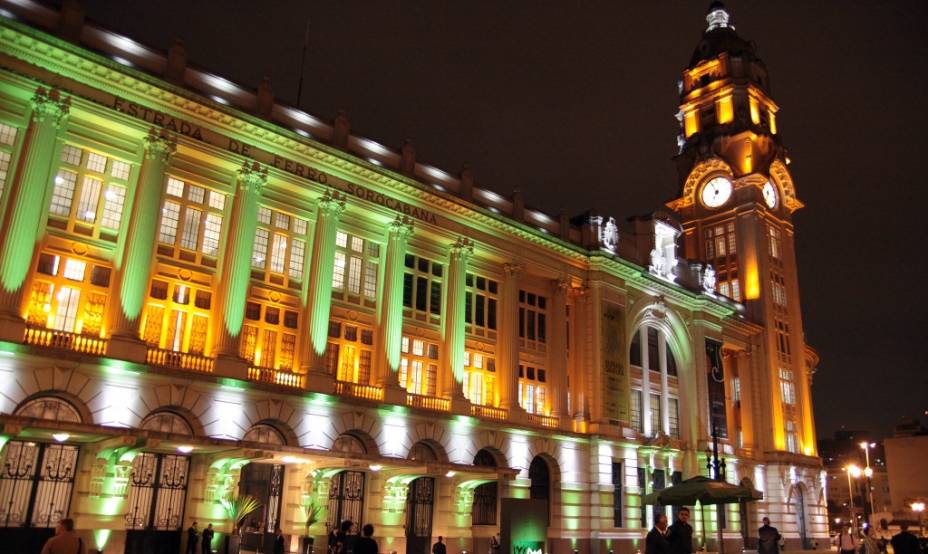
[332,433,367,455]
[408,441,440,463]
[629,325,681,438]
[472,449,498,525]
[140,410,193,435]
[242,423,286,446]
[529,456,551,525]
[15,396,82,423]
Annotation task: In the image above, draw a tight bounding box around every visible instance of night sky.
[79,1,928,439]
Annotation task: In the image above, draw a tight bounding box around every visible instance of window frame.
[141,279,212,355]
[26,251,112,337]
[325,319,376,384]
[332,230,380,309]
[156,176,227,268]
[240,298,301,371]
[402,254,443,325]
[251,206,310,292]
[399,335,439,396]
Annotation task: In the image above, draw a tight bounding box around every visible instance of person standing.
[890,524,920,554]
[758,517,783,554]
[273,527,286,554]
[186,521,199,554]
[668,507,695,554]
[354,524,379,554]
[834,524,857,554]
[201,523,215,554]
[490,534,500,554]
[646,514,671,554]
[433,536,448,554]
[861,526,882,554]
[40,518,85,554]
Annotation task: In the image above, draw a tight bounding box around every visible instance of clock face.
[762,181,778,208]
[701,176,732,208]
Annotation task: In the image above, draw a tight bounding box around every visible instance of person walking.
[40,518,85,554]
[834,523,857,554]
[201,523,215,554]
[758,517,783,554]
[861,526,882,554]
[890,524,920,554]
[186,521,199,554]
[354,524,379,554]
[668,507,695,554]
[433,536,448,554]
[646,513,671,554]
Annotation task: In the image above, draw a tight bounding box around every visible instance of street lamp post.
[860,442,876,522]
[912,502,925,537]
[846,465,862,535]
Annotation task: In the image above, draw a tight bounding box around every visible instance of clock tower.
[667,2,817,457]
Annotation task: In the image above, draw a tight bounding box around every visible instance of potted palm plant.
[220,494,262,554]
[301,501,322,554]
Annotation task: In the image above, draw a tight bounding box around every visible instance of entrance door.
[405,477,435,554]
[327,471,365,529]
[795,485,810,549]
[124,452,190,554]
[0,441,79,554]
[239,463,284,553]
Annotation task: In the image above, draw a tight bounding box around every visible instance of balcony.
[23,326,107,356]
[528,413,559,429]
[470,404,508,421]
[405,393,450,412]
[247,366,304,388]
[334,381,384,402]
[146,347,214,373]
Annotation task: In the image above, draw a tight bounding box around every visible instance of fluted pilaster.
[375,215,414,389]
[498,262,523,413]
[548,277,570,418]
[440,237,473,401]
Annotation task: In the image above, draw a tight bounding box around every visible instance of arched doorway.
[239,422,287,550]
[0,396,82,553]
[794,484,809,549]
[529,456,551,524]
[406,441,438,554]
[327,432,369,532]
[472,449,498,525]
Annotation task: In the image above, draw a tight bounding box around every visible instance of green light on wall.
[218,377,249,390]
[93,529,111,550]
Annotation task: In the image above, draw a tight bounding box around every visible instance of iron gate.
[405,477,434,554]
[239,463,284,553]
[326,471,365,529]
[0,441,79,554]
[124,452,190,554]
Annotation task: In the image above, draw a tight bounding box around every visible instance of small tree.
[301,501,322,537]
[220,494,263,533]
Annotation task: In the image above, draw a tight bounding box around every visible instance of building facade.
[0,2,827,553]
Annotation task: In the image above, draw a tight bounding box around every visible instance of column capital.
[449,237,474,261]
[317,190,346,218]
[237,161,268,193]
[553,276,572,293]
[142,127,177,162]
[30,87,70,128]
[388,215,415,238]
[503,262,523,279]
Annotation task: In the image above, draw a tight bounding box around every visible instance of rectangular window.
[518,290,547,351]
[785,420,798,453]
[465,273,499,339]
[333,231,380,307]
[158,177,226,265]
[637,467,648,527]
[732,377,741,403]
[612,462,623,528]
[768,225,782,259]
[269,234,288,273]
[650,393,662,436]
[779,368,796,405]
[402,254,441,321]
[400,335,439,395]
[48,145,131,240]
[668,397,680,438]
[240,300,301,370]
[518,364,547,415]
[464,350,496,407]
[25,253,112,336]
[326,321,375,383]
[630,389,643,432]
[142,281,212,354]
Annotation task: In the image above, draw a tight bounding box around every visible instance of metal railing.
[405,393,450,412]
[247,366,304,388]
[146,347,214,373]
[334,381,384,402]
[470,404,508,421]
[528,413,559,428]
[23,326,107,356]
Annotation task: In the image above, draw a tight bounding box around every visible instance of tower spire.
[705,1,733,31]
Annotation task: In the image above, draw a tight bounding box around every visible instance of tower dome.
[688,2,760,71]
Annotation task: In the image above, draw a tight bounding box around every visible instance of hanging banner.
[601,303,629,423]
[705,338,728,438]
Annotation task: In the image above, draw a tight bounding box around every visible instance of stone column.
[497,263,525,419]
[640,326,653,437]
[213,162,266,377]
[547,278,570,420]
[0,87,70,341]
[375,215,414,403]
[299,191,345,390]
[440,237,473,410]
[658,331,670,435]
[107,129,176,361]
